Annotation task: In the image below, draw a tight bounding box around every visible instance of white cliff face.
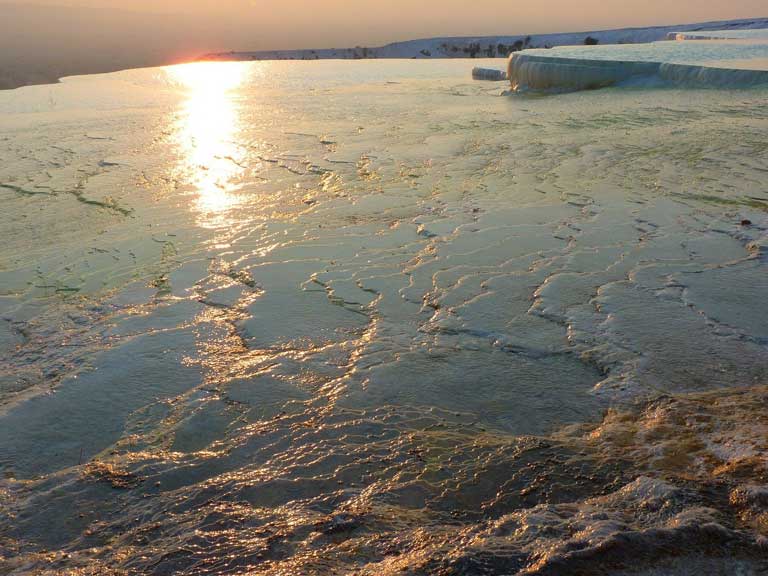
[507,55,659,91]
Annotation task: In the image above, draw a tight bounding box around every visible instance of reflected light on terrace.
[167,61,248,228]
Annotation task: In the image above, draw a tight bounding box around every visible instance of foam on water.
[0,60,767,574]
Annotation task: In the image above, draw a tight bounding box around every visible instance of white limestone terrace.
[507,32,768,92]
[669,28,768,41]
[202,17,768,62]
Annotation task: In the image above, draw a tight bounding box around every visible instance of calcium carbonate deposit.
[508,29,768,92]
[0,54,767,574]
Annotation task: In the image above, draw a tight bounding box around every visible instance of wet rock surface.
[0,61,766,574]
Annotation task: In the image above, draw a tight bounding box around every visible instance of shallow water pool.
[1,59,767,575]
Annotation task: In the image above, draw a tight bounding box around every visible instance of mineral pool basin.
[508,37,768,91]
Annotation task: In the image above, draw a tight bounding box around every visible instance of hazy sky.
[7,1,768,48]
[1,0,766,88]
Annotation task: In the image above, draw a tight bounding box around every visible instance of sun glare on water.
[166,61,249,227]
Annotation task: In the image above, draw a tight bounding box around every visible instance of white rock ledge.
[507,52,768,92]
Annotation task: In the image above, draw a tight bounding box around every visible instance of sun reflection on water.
[167,62,249,228]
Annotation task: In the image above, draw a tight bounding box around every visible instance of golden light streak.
[167,61,248,228]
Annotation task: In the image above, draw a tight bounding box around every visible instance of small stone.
[316,513,361,535]
[741,219,752,226]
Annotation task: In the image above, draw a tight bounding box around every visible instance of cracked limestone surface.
[0,59,767,574]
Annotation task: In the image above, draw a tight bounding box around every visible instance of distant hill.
[204,17,768,62]
[1,7,767,91]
